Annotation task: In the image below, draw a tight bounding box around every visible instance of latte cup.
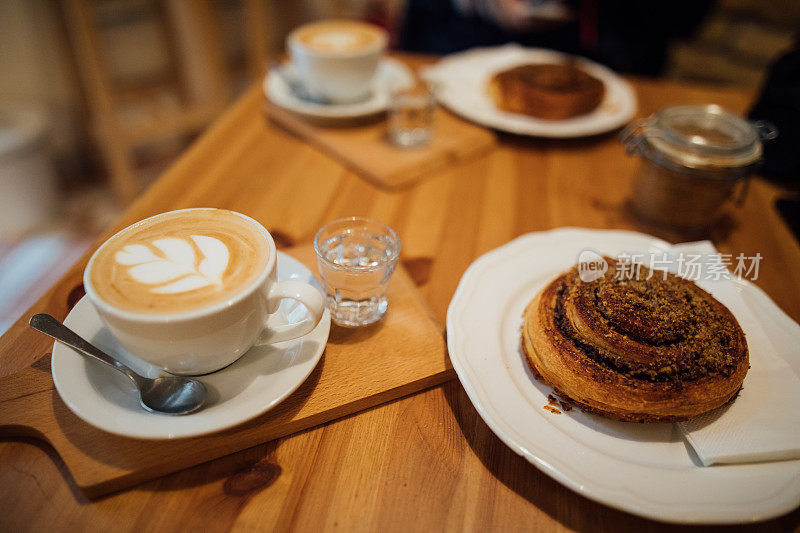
[83,209,325,375]
[287,20,388,104]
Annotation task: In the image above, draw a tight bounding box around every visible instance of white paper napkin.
[669,242,800,466]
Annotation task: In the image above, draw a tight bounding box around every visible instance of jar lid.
[625,105,776,171]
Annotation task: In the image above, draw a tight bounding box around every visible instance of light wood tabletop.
[1,56,799,531]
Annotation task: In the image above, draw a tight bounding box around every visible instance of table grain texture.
[1,56,799,532]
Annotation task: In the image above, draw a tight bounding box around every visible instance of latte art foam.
[292,20,385,54]
[115,235,230,294]
[307,31,363,53]
[89,209,269,314]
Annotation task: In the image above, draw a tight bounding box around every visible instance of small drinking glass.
[314,217,401,327]
[387,83,435,148]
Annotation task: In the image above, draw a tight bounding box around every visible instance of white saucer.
[447,228,800,524]
[51,251,331,440]
[423,44,637,138]
[264,58,415,119]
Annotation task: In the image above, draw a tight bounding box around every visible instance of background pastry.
[488,63,605,120]
[522,258,749,422]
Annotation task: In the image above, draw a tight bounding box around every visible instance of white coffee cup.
[287,19,388,104]
[83,209,325,375]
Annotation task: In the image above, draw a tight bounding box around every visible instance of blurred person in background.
[400,0,713,75]
[749,39,800,184]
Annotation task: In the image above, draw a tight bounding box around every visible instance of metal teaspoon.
[29,314,207,416]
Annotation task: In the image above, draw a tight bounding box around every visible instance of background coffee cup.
[83,209,325,375]
[287,20,388,104]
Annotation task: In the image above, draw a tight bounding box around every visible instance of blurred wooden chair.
[242,0,273,80]
[62,0,398,202]
[60,0,229,203]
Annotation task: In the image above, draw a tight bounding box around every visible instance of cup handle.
[257,280,325,344]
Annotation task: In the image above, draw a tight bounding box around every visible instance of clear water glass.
[314,217,401,327]
[387,84,435,148]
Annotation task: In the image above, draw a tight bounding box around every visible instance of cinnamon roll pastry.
[488,63,605,120]
[522,258,749,422]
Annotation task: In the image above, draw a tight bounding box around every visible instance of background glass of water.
[387,83,435,149]
[314,217,401,327]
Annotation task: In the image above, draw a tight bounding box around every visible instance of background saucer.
[264,57,415,119]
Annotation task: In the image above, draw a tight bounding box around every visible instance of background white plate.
[446,228,800,524]
[423,44,637,138]
[51,251,330,440]
[264,58,414,119]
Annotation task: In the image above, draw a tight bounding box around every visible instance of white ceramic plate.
[51,251,331,440]
[423,44,637,137]
[264,58,414,119]
[446,228,800,524]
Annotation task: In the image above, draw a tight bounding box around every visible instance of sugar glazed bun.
[521,258,749,422]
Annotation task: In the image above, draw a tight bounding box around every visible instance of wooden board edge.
[79,367,457,498]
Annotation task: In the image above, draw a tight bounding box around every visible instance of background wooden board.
[0,244,449,497]
[1,56,799,531]
[265,101,496,189]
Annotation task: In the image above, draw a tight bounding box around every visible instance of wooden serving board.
[0,245,450,498]
[265,101,496,189]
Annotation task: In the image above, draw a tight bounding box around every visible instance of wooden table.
[2,57,799,531]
